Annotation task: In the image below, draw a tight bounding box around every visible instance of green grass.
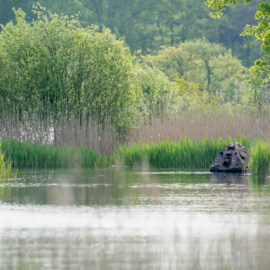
[249,141,270,177]
[1,140,115,168]
[2,137,270,177]
[118,137,253,169]
[0,143,17,179]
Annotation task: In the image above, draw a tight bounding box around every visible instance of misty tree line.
[0,1,267,138]
[0,0,262,67]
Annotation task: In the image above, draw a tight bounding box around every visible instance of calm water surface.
[1,168,270,269]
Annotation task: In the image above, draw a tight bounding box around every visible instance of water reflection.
[211,172,249,185]
[0,169,270,269]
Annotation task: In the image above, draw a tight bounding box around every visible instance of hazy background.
[0,0,262,67]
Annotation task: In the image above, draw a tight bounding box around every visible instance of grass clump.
[119,137,252,169]
[4,137,270,178]
[1,140,115,169]
[0,143,16,179]
[249,142,270,177]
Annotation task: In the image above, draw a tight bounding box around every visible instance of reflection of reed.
[210,172,250,213]
[211,172,249,185]
[250,175,266,187]
[2,224,270,270]
[2,170,270,269]
[140,158,161,202]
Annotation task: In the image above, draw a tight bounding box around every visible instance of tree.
[206,0,270,99]
[0,6,139,130]
[205,0,253,18]
[221,0,262,67]
[0,0,262,68]
[135,64,179,117]
[141,39,246,100]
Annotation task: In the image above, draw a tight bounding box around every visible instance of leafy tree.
[141,39,246,100]
[0,5,183,136]
[0,6,139,130]
[222,0,262,67]
[0,0,262,68]
[206,0,253,18]
[206,0,270,101]
[135,64,179,117]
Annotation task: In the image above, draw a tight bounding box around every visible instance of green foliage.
[141,39,246,100]
[207,0,270,104]
[4,137,270,178]
[118,136,252,168]
[249,141,270,177]
[0,6,139,129]
[206,0,253,18]
[135,64,180,116]
[1,140,115,168]
[0,143,16,179]
[175,78,206,98]
[0,1,262,68]
[0,5,188,131]
[243,3,270,95]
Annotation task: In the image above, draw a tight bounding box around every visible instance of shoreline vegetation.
[2,136,270,177]
[0,6,270,178]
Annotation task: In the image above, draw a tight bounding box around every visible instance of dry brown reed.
[129,106,270,145]
[0,112,119,155]
[1,106,270,155]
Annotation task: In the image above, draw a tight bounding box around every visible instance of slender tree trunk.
[246,40,250,67]
[204,59,211,91]
[156,17,165,45]
[170,23,174,46]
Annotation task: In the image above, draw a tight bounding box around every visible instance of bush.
[0,6,139,129]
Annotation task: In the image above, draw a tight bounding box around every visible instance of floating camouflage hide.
[210,142,250,172]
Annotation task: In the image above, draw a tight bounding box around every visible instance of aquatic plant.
[1,140,114,168]
[118,136,253,168]
[3,137,270,177]
[249,141,270,177]
[0,143,17,179]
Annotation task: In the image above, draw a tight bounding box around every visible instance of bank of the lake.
[2,137,270,176]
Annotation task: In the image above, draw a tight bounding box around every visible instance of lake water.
[1,168,270,270]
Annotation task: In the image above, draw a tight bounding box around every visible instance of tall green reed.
[0,143,17,179]
[119,136,253,168]
[249,141,270,177]
[1,140,115,168]
[3,137,270,177]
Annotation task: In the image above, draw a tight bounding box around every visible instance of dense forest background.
[0,0,267,153]
[0,0,262,68]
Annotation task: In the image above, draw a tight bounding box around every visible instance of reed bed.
[0,137,249,169]
[1,137,270,177]
[1,140,114,168]
[120,138,270,176]
[129,107,270,145]
[0,112,120,156]
[249,142,270,177]
[1,106,270,154]
[1,106,270,174]
[119,137,253,168]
